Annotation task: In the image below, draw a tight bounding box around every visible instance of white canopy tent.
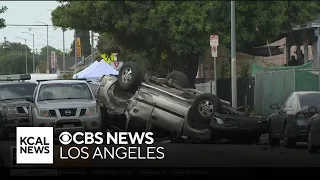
[73,60,119,79]
[72,61,99,79]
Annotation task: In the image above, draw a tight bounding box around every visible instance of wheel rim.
[169,78,179,85]
[198,100,214,117]
[121,68,132,83]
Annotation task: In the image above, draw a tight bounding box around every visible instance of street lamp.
[22,31,35,73]
[15,37,28,74]
[35,21,49,74]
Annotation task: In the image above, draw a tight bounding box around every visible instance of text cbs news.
[18,131,165,161]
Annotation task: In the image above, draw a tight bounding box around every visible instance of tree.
[0,41,41,74]
[0,6,7,29]
[51,1,320,87]
[40,45,63,57]
[69,29,92,57]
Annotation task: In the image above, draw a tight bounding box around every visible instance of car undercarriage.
[97,62,269,144]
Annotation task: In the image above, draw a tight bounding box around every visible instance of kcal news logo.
[16,127,53,164]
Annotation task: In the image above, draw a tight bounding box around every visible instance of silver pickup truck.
[97,62,268,143]
[26,79,102,136]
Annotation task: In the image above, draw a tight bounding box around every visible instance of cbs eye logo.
[59,132,72,145]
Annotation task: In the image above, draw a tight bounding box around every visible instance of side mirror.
[308,106,318,114]
[26,97,34,103]
[270,103,280,109]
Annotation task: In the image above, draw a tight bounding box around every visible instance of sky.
[0,1,97,54]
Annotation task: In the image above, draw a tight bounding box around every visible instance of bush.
[62,73,74,79]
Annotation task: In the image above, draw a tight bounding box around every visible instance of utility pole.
[74,31,77,69]
[22,32,35,73]
[231,1,237,108]
[63,29,66,72]
[24,39,28,74]
[90,31,94,63]
[3,37,6,51]
[35,22,49,74]
[46,25,49,74]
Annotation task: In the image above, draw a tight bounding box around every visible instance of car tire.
[192,93,222,119]
[0,127,8,141]
[166,71,190,88]
[118,62,143,91]
[268,127,280,145]
[0,119,8,141]
[187,93,222,130]
[283,123,296,148]
[308,131,318,153]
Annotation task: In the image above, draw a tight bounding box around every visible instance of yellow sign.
[76,37,82,58]
[101,53,115,64]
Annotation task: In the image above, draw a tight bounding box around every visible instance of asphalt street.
[2,134,320,168]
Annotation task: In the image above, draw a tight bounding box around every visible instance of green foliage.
[51,1,320,50]
[62,73,73,79]
[40,45,63,56]
[239,63,251,78]
[0,42,40,74]
[0,6,7,29]
[51,1,320,80]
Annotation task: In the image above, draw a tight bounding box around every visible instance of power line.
[6,24,54,27]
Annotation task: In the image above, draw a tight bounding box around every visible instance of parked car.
[26,79,102,136]
[268,91,320,148]
[0,74,36,140]
[304,106,320,153]
[97,62,268,143]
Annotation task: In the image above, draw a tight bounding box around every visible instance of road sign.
[51,51,56,68]
[111,61,123,70]
[76,37,82,58]
[210,34,219,47]
[211,46,218,57]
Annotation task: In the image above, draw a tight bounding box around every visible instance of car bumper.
[3,116,31,133]
[33,114,102,134]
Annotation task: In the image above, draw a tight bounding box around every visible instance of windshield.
[299,93,320,109]
[0,83,36,101]
[37,82,93,101]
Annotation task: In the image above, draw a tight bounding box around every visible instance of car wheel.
[283,123,296,148]
[308,131,318,153]
[268,127,280,145]
[0,127,8,141]
[118,62,143,91]
[166,71,190,88]
[0,119,8,141]
[187,93,222,130]
[192,93,222,119]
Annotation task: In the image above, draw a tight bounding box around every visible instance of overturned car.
[97,62,268,143]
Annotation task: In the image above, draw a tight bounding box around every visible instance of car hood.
[1,100,30,107]
[37,99,96,109]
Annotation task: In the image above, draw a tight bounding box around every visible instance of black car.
[299,105,320,154]
[268,91,320,148]
[0,74,36,140]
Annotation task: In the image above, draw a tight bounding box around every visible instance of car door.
[272,94,295,134]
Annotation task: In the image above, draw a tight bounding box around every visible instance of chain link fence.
[254,69,319,116]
